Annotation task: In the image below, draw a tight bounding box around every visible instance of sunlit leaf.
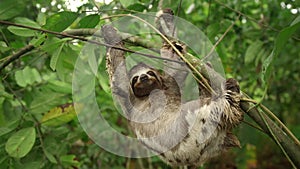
[60,154,80,167]
[7,17,41,37]
[41,105,76,127]
[291,15,300,26]
[5,127,36,158]
[0,41,10,53]
[46,80,72,94]
[14,67,42,87]
[15,70,26,87]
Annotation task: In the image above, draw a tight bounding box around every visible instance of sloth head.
[129,63,164,98]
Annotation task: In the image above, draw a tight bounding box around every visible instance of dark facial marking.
[147,70,160,84]
[131,76,138,92]
[147,71,155,76]
[132,76,138,85]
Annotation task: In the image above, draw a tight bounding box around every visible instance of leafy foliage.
[0,0,299,168]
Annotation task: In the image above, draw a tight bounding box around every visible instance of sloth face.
[129,64,163,98]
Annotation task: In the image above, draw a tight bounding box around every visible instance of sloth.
[102,23,244,168]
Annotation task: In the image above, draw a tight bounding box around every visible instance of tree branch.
[0,20,173,72]
[241,101,300,167]
[0,44,34,73]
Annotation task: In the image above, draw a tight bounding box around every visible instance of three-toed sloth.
[102,22,243,168]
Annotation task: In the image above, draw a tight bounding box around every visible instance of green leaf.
[43,11,79,32]
[50,41,66,71]
[41,105,76,127]
[85,45,98,75]
[60,154,80,167]
[15,17,41,28]
[0,120,19,137]
[78,14,100,28]
[30,34,46,47]
[244,40,263,64]
[0,0,25,20]
[55,44,78,81]
[14,67,42,87]
[19,161,42,169]
[273,22,300,57]
[291,15,300,26]
[29,90,65,114]
[207,23,220,39]
[5,127,36,158]
[127,3,147,12]
[41,38,66,54]
[44,150,57,164]
[15,70,26,87]
[7,17,41,37]
[120,0,135,8]
[47,80,72,94]
[0,83,13,99]
[0,41,10,53]
[98,59,110,93]
[261,20,300,85]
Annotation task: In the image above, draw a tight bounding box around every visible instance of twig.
[0,44,35,72]
[214,0,300,41]
[64,29,160,51]
[203,14,241,60]
[242,120,265,133]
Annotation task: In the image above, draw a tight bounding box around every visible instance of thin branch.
[240,100,300,167]
[0,20,183,72]
[0,44,35,72]
[242,97,300,146]
[203,14,241,60]
[214,0,300,41]
[242,120,265,133]
[64,29,160,51]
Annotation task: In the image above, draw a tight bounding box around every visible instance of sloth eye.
[132,76,138,84]
[147,71,155,76]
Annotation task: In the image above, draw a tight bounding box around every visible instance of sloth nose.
[140,74,148,82]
